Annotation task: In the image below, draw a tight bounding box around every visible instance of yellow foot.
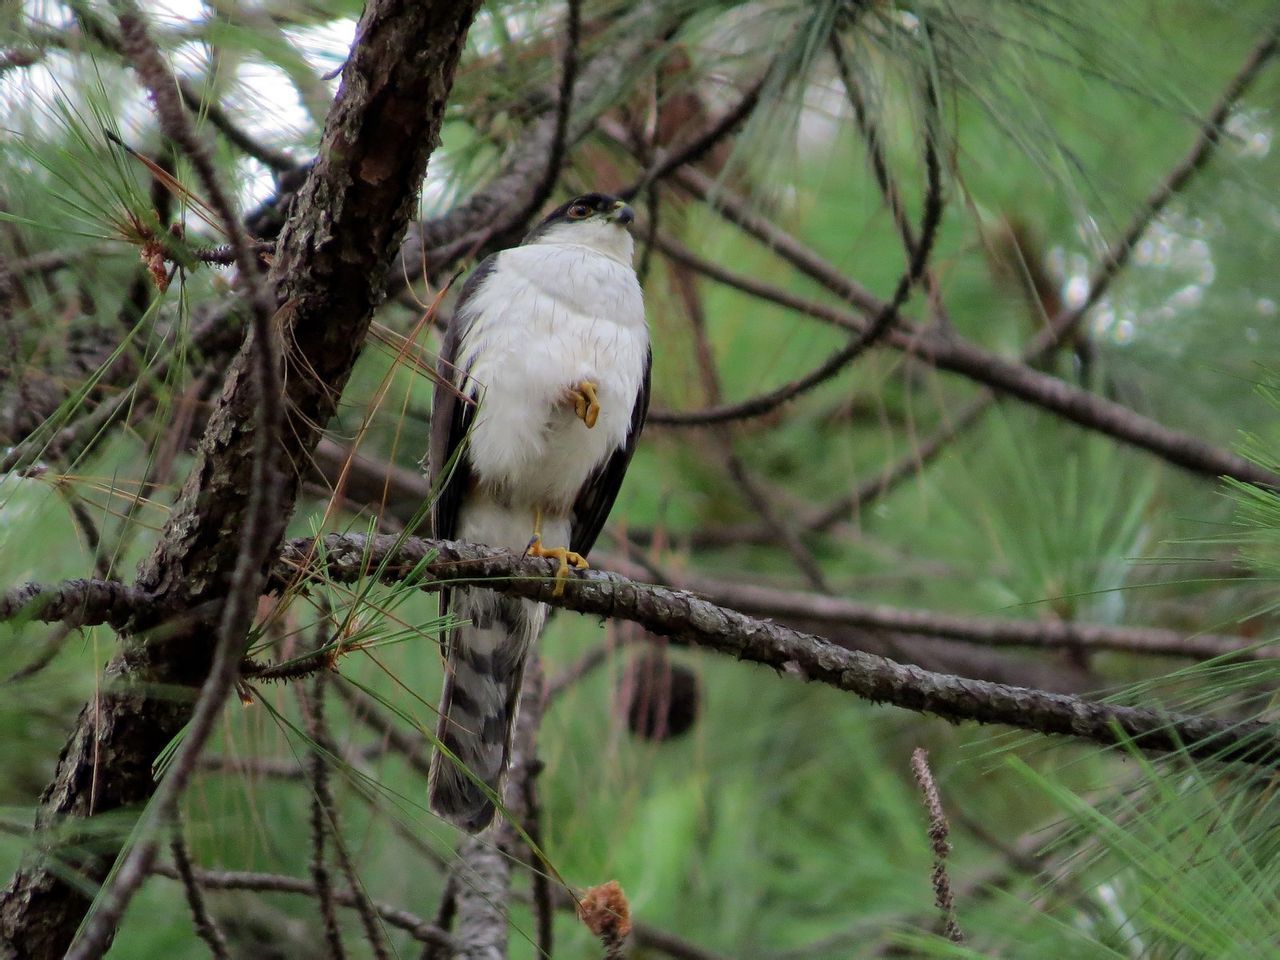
[565,380,600,429]
[525,534,589,596]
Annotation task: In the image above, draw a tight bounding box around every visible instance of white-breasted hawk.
[428,192,651,832]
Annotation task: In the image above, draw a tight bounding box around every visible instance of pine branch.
[267,534,1280,766]
[8,532,1276,767]
[9,547,1269,666]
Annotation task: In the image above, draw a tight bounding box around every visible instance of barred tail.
[429,588,542,833]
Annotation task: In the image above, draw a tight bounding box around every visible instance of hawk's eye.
[567,203,591,220]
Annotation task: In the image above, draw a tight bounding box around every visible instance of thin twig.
[56,7,299,172]
[619,72,770,200]
[630,922,731,960]
[830,32,954,332]
[0,306,223,476]
[671,257,830,591]
[420,874,458,960]
[149,864,455,949]
[649,25,1280,487]
[544,626,632,705]
[523,0,581,221]
[312,677,390,959]
[63,2,283,953]
[180,79,300,173]
[641,70,944,427]
[650,203,1280,489]
[1035,19,1280,357]
[196,754,309,779]
[332,680,434,779]
[634,71,661,287]
[169,823,230,959]
[305,676,348,959]
[910,748,964,944]
[828,392,994,524]
[851,14,1280,513]
[241,637,346,683]
[4,623,77,684]
[57,484,111,579]
[829,36,915,258]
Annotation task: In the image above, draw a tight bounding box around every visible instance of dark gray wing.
[570,348,652,556]
[430,255,498,543]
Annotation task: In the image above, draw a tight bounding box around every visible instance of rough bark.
[269,534,1280,765]
[0,2,481,956]
[0,579,145,632]
[8,551,1265,667]
[630,569,1279,663]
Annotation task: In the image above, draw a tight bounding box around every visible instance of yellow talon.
[525,534,588,597]
[568,380,600,429]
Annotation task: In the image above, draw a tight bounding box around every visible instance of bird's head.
[523,192,637,264]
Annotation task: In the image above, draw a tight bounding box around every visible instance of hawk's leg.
[525,508,588,597]
[563,380,600,429]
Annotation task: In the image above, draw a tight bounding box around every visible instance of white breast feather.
[454,239,647,550]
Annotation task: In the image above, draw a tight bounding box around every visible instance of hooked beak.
[608,199,635,226]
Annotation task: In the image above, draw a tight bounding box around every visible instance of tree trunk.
[0,2,481,956]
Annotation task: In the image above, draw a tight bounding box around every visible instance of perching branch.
[272,534,1280,766]
[8,547,1269,666]
[641,567,1278,664]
